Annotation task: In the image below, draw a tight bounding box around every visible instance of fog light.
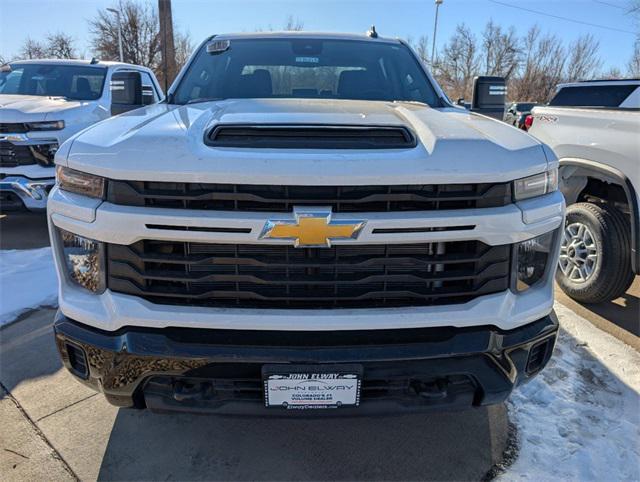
[58,228,105,293]
[515,231,555,291]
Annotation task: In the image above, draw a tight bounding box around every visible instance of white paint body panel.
[528,82,640,200]
[62,99,550,185]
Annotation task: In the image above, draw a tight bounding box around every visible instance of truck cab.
[0,59,162,211]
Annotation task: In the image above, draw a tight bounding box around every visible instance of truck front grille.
[106,181,512,212]
[107,240,511,309]
[0,142,56,168]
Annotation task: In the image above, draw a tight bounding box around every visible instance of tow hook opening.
[173,380,215,402]
[410,379,448,400]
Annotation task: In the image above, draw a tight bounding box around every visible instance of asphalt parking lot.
[1,212,638,481]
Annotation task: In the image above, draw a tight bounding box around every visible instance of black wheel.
[556,202,634,303]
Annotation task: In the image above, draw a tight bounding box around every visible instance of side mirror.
[471,76,506,120]
[110,71,143,115]
[456,97,465,106]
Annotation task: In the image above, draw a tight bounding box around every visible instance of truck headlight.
[26,120,65,131]
[515,231,555,292]
[57,228,105,293]
[56,166,105,199]
[514,168,558,201]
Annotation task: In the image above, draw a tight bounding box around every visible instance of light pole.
[107,7,124,62]
[431,0,443,66]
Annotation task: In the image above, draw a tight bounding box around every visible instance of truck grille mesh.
[0,142,37,167]
[107,240,511,309]
[0,142,56,168]
[106,182,512,212]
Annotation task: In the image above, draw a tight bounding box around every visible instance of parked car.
[527,79,639,303]
[49,32,563,415]
[504,102,538,129]
[0,59,162,211]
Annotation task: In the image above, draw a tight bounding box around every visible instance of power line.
[592,0,626,10]
[487,0,636,35]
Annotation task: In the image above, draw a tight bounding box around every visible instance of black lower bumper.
[53,311,558,415]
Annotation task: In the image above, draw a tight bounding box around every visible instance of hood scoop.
[205,124,417,149]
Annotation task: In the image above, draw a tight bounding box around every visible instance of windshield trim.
[0,64,108,101]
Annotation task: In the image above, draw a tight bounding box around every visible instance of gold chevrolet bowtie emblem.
[260,207,366,248]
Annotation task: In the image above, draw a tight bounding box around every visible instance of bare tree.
[510,26,565,102]
[20,38,47,59]
[90,1,161,69]
[283,15,304,31]
[600,66,624,79]
[45,32,77,59]
[408,35,430,66]
[174,31,193,72]
[481,20,520,79]
[629,38,640,76]
[434,24,479,100]
[564,34,601,81]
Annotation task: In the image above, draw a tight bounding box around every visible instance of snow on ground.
[501,303,640,481]
[0,248,58,326]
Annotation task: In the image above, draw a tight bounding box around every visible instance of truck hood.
[0,94,87,122]
[62,98,550,185]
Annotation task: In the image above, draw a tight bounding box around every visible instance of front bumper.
[0,175,55,210]
[54,310,559,415]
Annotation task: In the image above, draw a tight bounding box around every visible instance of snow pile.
[501,303,640,481]
[0,248,58,326]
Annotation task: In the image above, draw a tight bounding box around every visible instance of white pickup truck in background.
[528,79,640,303]
[0,59,162,211]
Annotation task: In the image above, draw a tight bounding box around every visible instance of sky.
[0,0,638,72]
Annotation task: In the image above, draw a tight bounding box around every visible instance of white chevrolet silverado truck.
[0,59,162,210]
[48,32,564,415]
[528,79,639,303]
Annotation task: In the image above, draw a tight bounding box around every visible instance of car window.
[0,64,107,100]
[173,38,441,106]
[516,103,535,111]
[549,85,637,108]
[140,71,160,104]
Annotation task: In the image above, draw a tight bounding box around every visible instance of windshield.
[173,38,441,106]
[0,64,107,100]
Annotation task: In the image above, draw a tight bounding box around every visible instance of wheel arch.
[559,158,639,274]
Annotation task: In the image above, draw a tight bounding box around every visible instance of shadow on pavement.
[584,291,640,336]
[0,308,61,394]
[97,403,508,481]
[0,212,50,249]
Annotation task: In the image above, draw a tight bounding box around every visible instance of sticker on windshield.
[295,56,319,63]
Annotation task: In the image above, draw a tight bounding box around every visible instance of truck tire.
[556,202,634,304]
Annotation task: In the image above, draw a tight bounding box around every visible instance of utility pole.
[107,7,123,62]
[431,0,443,66]
[158,0,177,92]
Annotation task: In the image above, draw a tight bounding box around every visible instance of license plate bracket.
[262,364,363,410]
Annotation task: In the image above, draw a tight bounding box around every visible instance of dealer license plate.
[263,365,362,410]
